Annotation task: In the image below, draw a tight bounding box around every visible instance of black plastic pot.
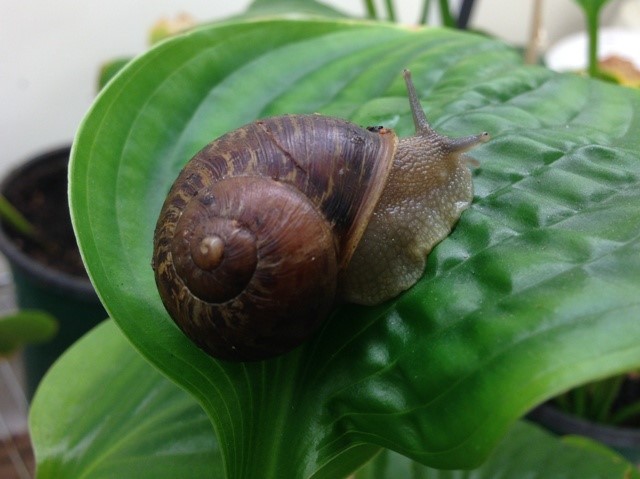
[529,404,640,463]
[0,146,107,398]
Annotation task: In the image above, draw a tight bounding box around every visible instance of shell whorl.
[152,114,397,361]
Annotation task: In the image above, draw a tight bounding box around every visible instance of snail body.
[152,70,489,361]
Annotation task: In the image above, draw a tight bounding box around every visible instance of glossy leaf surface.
[68,19,640,478]
[30,320,222,478]
[32,320,640,478]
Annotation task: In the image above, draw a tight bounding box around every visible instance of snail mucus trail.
[152,69,489,361]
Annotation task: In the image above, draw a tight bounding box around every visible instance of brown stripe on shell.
[180,114,397,266]
[152,114,397,360]
[153,177,338,360]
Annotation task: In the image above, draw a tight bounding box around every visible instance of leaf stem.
[438,0,455,28]
[610,400,640,426]
[363,0,377,19]
[573,0,613,77]
[384,0,396,22]
[573,386,587,417]
[585,5,600,77]
[0,193,60,255]
[418,0,431,24]
[0,194,36,238]
[593,376,623,423]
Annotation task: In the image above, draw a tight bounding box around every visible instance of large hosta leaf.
[31,320,640,478]
[68,18,640,478]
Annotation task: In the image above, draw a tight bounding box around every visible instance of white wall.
[1,1,253,175]
[0,0,626,175]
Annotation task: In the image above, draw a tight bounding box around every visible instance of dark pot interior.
[529,403,640,462]
[0,146,93,294]
[0,146,107,398]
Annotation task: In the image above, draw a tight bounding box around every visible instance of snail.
[152,69,489,361]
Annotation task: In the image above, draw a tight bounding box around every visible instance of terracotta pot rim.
[0,145,98,300]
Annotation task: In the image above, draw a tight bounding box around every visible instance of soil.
[1,150,88,279]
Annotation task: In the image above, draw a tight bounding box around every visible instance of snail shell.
[152,70,488,361]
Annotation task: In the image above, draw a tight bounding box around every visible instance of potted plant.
[0,146,107,398]
[29,0,640,477]
[529,373,640,462]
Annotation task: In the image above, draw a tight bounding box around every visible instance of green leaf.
[31,321,640,479]
[68,18,640,478]
[571,0,615,77]
[572,0,612,12]
[438,0,455,27]
[0,310,57,356]
[354,421,640,478]
[30,320,222,478]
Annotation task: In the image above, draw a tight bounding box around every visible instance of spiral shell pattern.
[152,114,397,360]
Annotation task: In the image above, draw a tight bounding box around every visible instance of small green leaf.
[30,320,222,478]
[97,57,132,91]
[438,0,455,27]
[0,310,57,356]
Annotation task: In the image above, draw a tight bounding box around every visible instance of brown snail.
[152,69,489,361]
